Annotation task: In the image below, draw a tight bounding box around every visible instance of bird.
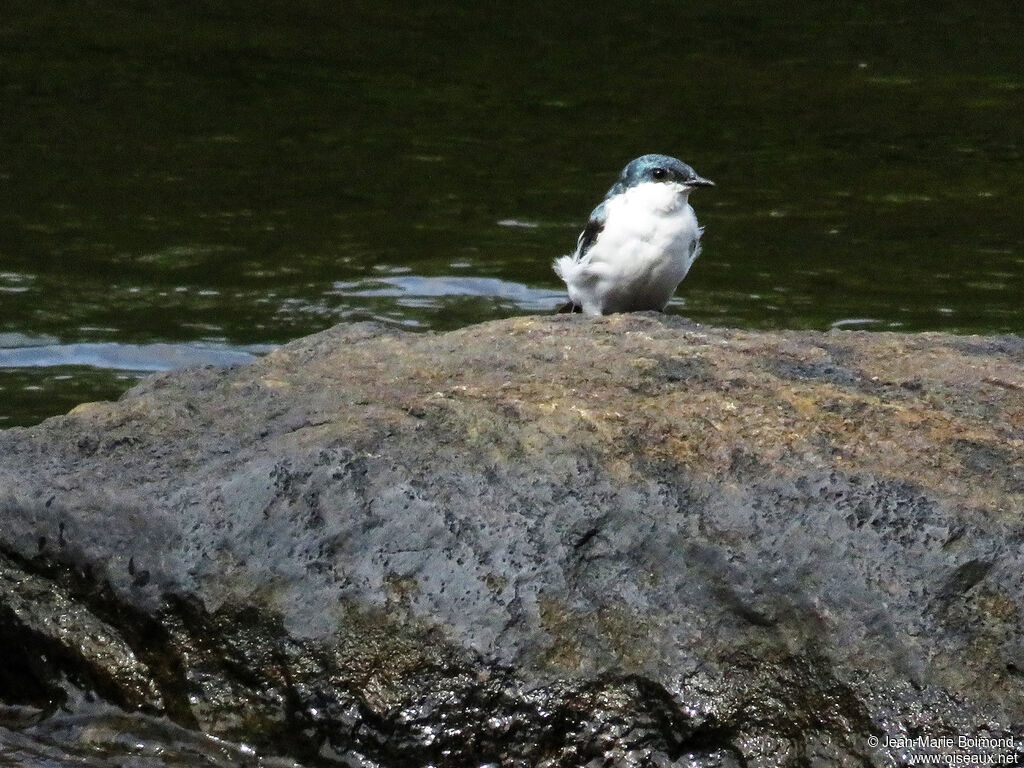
[553,154,714,315]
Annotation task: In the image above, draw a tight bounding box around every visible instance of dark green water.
[1,1,1022,431]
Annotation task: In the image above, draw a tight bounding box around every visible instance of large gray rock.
[1,314,1023,766]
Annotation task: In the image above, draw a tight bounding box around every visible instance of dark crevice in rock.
[0,604,70,712]
[939,559,994,597]
[0,548,197,726]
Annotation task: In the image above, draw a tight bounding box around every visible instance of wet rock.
[1,314,1023,766]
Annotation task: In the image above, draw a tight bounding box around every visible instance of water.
[0,2,1021,754]
[0,704,312,767]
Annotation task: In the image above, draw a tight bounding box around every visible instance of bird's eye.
[652,168,667,181]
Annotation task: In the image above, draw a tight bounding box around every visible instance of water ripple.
[0,343,272,373]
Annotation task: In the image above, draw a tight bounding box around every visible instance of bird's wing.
[573,200,608,261]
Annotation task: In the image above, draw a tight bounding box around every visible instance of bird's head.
[608,154,714,197]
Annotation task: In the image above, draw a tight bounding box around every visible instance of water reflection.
[0,342,267,372]
[330,275,565,311]
[0,705,311,768]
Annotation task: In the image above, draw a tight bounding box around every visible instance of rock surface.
[1,314,1023,766]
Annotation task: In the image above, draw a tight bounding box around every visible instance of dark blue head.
[607,154,714,198]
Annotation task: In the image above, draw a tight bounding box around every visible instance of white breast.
[555,182,703,315]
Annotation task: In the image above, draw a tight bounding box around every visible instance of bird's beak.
[685,176,715,188]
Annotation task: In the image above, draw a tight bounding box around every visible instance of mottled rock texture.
[1,314,1023,766]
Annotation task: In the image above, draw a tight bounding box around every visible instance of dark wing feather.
[573,200,608,260]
